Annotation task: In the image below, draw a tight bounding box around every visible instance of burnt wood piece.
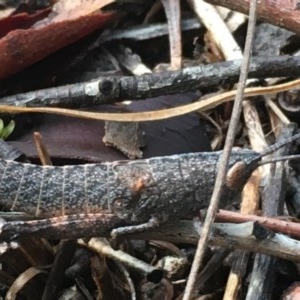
[2,56,300,108]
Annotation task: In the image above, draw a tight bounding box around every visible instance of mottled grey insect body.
[111,150,259,223]
[0,150,259,223]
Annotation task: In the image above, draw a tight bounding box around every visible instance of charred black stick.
[2,218,300,263]
[100,18,201,42]
[245,121,295,299]
[130,220,300,262]
[1,56,300,108]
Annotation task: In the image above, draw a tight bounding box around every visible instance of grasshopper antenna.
[259,131,300,158]
[226,133,300,190]
[259,154,300,166]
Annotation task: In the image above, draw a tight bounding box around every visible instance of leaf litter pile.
[1,0,300,299]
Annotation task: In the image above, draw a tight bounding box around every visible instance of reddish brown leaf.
[0,9,51,39]
[0,12,116,80]
[34,0,115,27]
[206,0,300,35]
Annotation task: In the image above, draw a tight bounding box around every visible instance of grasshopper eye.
[112,198,123,209]
[111,198,127,212]
[226,161,246,189]
[111,198,130,219]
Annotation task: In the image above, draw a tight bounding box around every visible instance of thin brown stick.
[204,0,300,35]
[78,238,163,281]
[161,0,182,69]
[216,210,300,239]
[33,132,52,166]
[183,1,258,299]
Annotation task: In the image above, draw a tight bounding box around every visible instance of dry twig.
[183,1,258,298]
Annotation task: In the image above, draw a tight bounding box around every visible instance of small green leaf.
[1,120,15,140]
[0,119,4,137]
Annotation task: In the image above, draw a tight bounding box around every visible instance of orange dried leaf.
[34,0,115,27]
[0,12,116,80]
[0,9,51,39]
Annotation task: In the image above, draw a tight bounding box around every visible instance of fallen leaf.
[103,121,144,159]
[34,0,115,27]
[0,9,51,39]
[0,7,14,20]
[8,94,211,162]
[0,0,116,80]
[0,12,115,80]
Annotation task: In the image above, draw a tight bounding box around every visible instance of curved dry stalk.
[0,79,300,122]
